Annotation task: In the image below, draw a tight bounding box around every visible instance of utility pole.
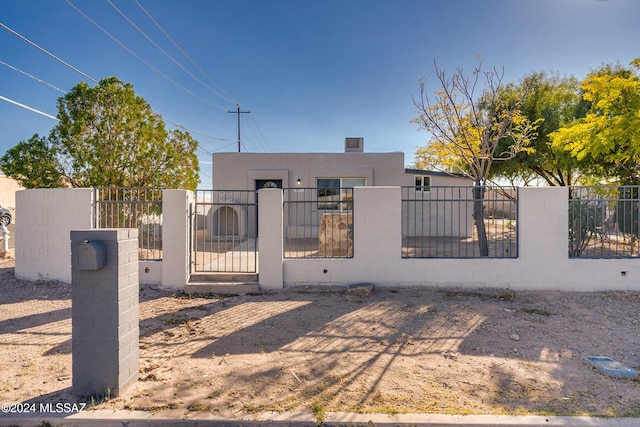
[228,104,250,152]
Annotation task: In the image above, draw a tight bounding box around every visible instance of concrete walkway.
[3,410,640,426]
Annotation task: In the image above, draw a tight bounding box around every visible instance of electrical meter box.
[76,240,106,270]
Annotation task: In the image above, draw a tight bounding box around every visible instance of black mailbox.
[76,240,106,270]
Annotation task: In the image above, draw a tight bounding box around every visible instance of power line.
[0,60,67,94]
[0,30,227,141]
[65,0,229,111]
[2,11,238,147]
[0,95,59,121]
[117,1,273,153]
[134,0,238,106]
[247,114,271,152]
[106,0,235,107]
[0,22,98,83]
[159,115,234,142]
[211,141,239,152]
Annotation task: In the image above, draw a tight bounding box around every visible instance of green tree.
[1,77,199,190]
[492,71,589,186]
[0,134,63,188]
[551,60,640,184]
[413,59,538,256]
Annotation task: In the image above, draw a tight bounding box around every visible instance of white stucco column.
[258,188,283,289]
[161,189,194,289]
[353,186,402,265]
[518,187,568,264]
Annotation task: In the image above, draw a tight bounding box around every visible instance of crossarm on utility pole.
[228,104,250,152]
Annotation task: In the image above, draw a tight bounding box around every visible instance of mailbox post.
[70,229,139,397]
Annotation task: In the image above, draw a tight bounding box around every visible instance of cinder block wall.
[16,188,193,288]
[71,229,139,397]
[16,188,93,282]
[280,187,640,291]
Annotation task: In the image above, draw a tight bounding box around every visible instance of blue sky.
[1,0,639,188]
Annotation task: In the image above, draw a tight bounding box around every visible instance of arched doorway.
[216,205,238,237]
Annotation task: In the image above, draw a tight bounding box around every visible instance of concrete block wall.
[71,229,139,397]
[15,186,640,292]
[16,188,193,288]
[16,188,93,282]
[279,186,640,292]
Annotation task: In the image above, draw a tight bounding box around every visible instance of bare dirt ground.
[1,258,640,423]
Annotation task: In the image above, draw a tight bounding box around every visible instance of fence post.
[258,188,283,289]
[518,187,568,262]
[161,189,194,289]
[354,186,402,263]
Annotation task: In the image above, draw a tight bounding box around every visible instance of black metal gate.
[192,190,258,273]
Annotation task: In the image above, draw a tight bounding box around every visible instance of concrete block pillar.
[162,189,194,289]
[258,188,283,289]
[71,229,139,397]
[353,186,402,261]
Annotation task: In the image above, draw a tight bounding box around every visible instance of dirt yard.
[1,258,640,422]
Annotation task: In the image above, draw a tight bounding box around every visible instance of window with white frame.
[317,177,366,210]
[415,175,431,191]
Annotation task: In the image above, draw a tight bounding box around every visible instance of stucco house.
[211,138,470,191]
[208,138,473,244]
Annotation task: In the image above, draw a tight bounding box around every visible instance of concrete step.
[186,272,260,295]
[184,282,260,296]
[189,272,258,283]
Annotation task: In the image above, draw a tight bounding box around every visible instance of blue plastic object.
[584,356,638,380]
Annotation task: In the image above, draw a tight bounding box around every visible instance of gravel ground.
[1,259,640,422]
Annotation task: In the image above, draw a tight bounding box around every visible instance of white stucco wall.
[258,189,284,289]
[18,186,640,292]
[15,188,94,283]
[212,152,407,189]
[15,188,193,288]
[281,186,640,291]
[0,175,24,209]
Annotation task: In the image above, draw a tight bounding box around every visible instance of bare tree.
[413,59,538,256]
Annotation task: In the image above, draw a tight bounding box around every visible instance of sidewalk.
[3,410,640,426]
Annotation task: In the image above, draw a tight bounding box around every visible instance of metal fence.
[94,187,163,260]
[569,186,640,258]
[402,186,518,258]
[284,187,354,258]
[192,190,258,272]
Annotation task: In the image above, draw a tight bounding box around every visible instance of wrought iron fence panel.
[284,187,354,258]
[569,186,640,258]
[402,186,518,258]
[192,190,258,272]
[94,187,163,260]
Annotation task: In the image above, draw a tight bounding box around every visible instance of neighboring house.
[0,172,25,210]
[209,138,472,239]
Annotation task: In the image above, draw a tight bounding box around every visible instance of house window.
[317,178,366,210]
[415,175,431,191]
